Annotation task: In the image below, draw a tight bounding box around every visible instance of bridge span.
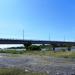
[0,38,75,45]
[0,38,75,51]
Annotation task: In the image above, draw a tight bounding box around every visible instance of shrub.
[0,50,25,54]
[28,45,41,51]
[24,42,32,50]
[61,49,66,52]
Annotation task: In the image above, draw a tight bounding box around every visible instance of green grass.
[23,51,75,58]
[0,49,25,54]
[1,49,75,58]
[0,68,47,75]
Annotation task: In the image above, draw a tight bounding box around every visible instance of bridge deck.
[0,39,75,45]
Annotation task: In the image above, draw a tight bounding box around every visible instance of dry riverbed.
[0,53,75,75]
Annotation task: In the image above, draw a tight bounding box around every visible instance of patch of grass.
[61,49,66,52]
[1,49,75,58]
[0,50,25,54]
[51,51,75,58]
[23,51,75,58]
[0,68,47,75]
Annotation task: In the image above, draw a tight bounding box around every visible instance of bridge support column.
[42,44,45,46]
[41,44,45,50]
[67,46,71,51]
[53,46,55,52]
[49,44,52,51]
[51,44,56,52]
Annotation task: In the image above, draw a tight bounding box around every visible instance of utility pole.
[49,32,51,41]
[23,30,24,40]
[49,32,51,50]
[64,36,65,41]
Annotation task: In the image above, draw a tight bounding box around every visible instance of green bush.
[24,42,32,50]
[63,56,68,58]
[28,45,41,51]
[0,50,25,54]
[61,49,66,52]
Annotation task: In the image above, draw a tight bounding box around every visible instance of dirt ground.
[0,53,75,75]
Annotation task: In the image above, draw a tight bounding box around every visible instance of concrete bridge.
[0,38,75,51]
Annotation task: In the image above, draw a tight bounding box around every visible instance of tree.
[24,41,32,50]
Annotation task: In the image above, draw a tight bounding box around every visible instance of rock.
[46,71,49,74]
[25,69,29,72]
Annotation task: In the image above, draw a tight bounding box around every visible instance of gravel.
[0,54,75,75]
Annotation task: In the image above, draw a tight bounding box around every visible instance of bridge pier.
[53,46,55,52]
[42,44,45,46]
[51,44,56,52]
[67,46,71,51]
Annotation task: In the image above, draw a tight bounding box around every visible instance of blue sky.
[0,0,75,42]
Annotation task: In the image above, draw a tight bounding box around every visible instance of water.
[55,47,75,51]
[42,47,75,51]
[0,47,75,52]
